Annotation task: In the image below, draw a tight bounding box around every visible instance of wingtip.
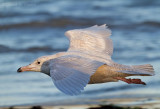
[93,24,107,28]
[100,24,107,27]
[93,25,98,27]
[99,24,110,30]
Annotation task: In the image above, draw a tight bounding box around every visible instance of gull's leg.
[114,77,146,85]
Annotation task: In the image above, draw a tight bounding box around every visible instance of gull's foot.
[114,77,146,85]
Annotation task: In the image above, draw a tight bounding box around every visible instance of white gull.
[17,24,154,95]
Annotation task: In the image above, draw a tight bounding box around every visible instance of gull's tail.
[132,64,154,75]
[118,64,155,76]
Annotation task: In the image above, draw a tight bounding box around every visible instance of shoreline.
[1,97,160,109]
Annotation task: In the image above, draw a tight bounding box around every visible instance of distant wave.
[1,17,160,30]
[0,17,97,30]
[0,45,66,53]
[141,21,160,27]
[0,11,52,18]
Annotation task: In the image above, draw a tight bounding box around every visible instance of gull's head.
[17,56,52,76]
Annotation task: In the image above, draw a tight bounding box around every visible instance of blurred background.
[0,0,160,107]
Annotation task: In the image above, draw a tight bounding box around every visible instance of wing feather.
[50,55,104,95]
[65,24,113,60]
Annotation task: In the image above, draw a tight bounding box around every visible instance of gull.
[17,24,154,95]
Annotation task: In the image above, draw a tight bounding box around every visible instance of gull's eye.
[37,62,41,64]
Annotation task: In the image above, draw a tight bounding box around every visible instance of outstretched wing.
[49,55,104,95]
[65,24,113,60]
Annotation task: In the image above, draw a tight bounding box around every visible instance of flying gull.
[17,24,155,95]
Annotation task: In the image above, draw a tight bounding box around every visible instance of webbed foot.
[114,77,146,85]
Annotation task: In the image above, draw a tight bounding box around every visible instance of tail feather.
[117,64,155,76]
[131,64,155,75]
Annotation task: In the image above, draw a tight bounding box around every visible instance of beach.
[1,97,160,109]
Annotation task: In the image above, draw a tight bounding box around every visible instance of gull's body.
[18,24,154,95]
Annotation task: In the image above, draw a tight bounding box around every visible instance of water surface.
[0,0,160,107]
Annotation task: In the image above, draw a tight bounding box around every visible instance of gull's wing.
[49,55,104,95]
[65,24,113,60]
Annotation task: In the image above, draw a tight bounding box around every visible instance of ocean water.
[0,0,160,107]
